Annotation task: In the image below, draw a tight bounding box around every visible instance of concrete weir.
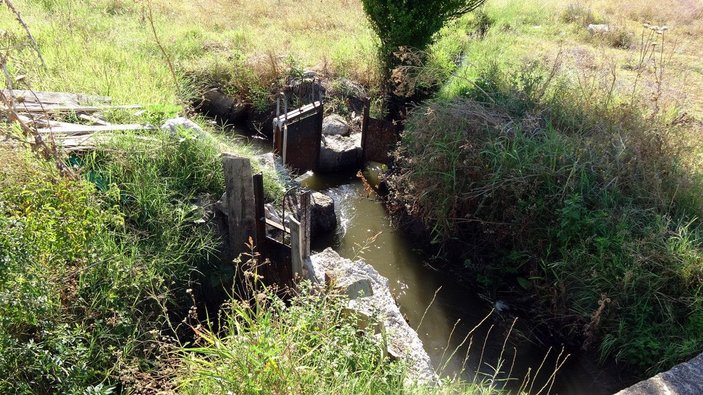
[616,352,703,395]
[307,248,439,386]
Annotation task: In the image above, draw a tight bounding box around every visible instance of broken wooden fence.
[221,154,312,288]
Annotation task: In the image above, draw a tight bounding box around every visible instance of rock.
[310,192,337,238]
[616,352,703,395]
[161,117,204,137]
[197,89,249,124]
[255,153,291,187]
[330,78,367,100]
[318,133,362,173]
[308,248,438,386]
[322,114,351,136]
[257,152,276,168]
[587,24,610,34]
[342,307,384,336]
[350,114,362,133]
[215,192,227,214]
[264,203,282,224]
[345,278,374,299]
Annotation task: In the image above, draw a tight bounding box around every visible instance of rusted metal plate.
[273,102,323,173]
[361,117,399,165]
[262,237,293,287]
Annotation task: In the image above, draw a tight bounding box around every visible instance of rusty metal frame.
[273,81,324,173]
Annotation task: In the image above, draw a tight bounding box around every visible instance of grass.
[0,0,379,108]
[178,280,408,394]
[3,0,703,390]
[0,129,223,392]
[390,1,703,376]
[177,255,516,395]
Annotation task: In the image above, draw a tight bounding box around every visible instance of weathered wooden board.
[18,104,141,113]
[273,102,323,173]
[38,124,151,135]
[2,90,112,105]
[222,154,257,262]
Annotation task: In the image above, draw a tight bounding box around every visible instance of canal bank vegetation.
[0,2,501,393]
[0,137,508,393]
[3,0,703,391]
[0,129,229,392]
[390,0,703,378]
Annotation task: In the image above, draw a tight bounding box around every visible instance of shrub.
[560,3,604,26]
[178,284,407,394]
[361,0,486,67]
[390,60,703,375]
[0,128,240,392]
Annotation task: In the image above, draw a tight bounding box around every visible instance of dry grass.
[0,0,377,106]
[464,0,703,119]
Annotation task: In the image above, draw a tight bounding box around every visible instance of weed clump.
[391,57,703,376]
[0,127,260,392]
[178,282,407,394]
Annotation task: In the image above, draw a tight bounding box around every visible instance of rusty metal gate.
[361,99,400,165]
[273,82,324,173]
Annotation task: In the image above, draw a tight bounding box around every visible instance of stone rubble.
[308,248,438,386]
[616,352,703,395]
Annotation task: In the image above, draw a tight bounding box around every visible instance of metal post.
[253,173,266,251]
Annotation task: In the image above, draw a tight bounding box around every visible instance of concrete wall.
[616,352,703,395]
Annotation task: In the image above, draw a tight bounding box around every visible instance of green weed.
[391,50,703,376]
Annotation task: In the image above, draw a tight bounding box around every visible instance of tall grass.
[0,0,378,107]
[391,48,703,375]
[0,121,288,392]
[179,284,408,394]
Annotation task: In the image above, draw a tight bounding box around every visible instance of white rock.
[160,117,204,137]
[309,248,439,386]
[587,24,610,34]
[322,114,351,136]
[318,133,362,173]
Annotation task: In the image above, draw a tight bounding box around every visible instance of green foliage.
[391,58,703,376]
[0,128,238,392]
[179,285,406,394]
[361,0,486,64]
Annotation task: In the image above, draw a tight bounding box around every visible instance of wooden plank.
[79,114,112,126]
[222,154,256,262]
[2,90,112,105]
[38,124,151,135]
[265,218,290,234]
[18,104,141,113]
[289,216,304,281]
[299,191,312,259]
[272,101,322,128]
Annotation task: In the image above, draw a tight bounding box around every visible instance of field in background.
[443,0,703,118]
[0,0,377,107]
[2,0,700,116]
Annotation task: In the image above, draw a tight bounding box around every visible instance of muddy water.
[301,172,624,395]
[231,128,624,393]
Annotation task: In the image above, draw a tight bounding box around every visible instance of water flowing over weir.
[298,171,624,395]
[219,98,628,393]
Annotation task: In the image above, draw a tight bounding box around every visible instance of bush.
[390,61,703,375]
[0,129,238,392]
[178,284,407,394]
[361,0,486,66]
